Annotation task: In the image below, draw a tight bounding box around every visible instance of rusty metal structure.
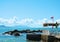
[43,22,60,28]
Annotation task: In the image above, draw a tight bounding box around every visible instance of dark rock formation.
[3,29,42,36]
[3,30,20,36]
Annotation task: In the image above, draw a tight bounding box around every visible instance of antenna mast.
[51,16,54,28]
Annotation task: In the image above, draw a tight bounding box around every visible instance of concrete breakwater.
[27,33,60,42]
[26,30,60,42]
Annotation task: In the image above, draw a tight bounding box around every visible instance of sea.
[0,26,60,42]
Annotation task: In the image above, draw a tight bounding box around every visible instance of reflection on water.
[0,33,26,42]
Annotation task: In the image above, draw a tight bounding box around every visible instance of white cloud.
[56,19,60,23]
[0,16,60,27]
[0,16,18,26]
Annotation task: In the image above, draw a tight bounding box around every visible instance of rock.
[3,29,20,36]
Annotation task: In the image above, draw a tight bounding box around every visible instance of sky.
[0,0,60,27]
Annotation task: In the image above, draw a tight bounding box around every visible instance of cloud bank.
[0,16,60,27]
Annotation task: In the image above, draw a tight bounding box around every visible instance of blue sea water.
[0,27,60,42]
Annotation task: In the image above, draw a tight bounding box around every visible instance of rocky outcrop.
[3,30,20,36]
[3,29,42,36]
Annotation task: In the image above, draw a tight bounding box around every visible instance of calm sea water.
[0,27,60,42]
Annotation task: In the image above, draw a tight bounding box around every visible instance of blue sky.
[0,0,60,20]
[0,0,60,27]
